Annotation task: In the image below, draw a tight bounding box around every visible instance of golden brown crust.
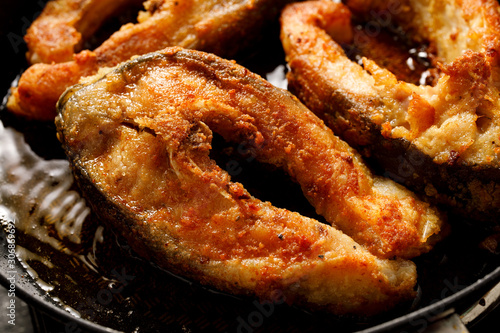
[281,0,500,223]
[8,0,293,120]
[56,47,420,316]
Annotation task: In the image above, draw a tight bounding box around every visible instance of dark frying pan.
[2,1,500,332]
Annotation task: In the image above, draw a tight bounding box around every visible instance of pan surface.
[2,1,500,332]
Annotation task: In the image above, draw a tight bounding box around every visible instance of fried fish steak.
[281,0,500,225]
[56,47,445,261]
[55,47,420,316]
[7,0,292,120]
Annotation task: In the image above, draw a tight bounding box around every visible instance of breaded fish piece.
[281,0,500,224]
[56,47,419,316]
[57,47,445,261]
[8,0,292,120]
